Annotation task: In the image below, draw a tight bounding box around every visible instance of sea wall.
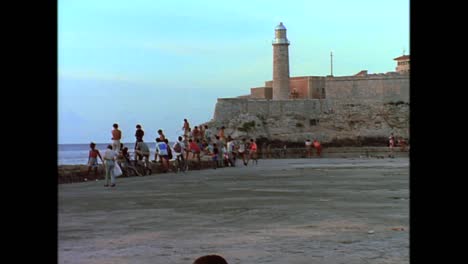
[58,147,408,184]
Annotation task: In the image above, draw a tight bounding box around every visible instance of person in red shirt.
[247,138,258,165]
[189,139,201,168]
[87,142,103,176]
[313,139,322,157]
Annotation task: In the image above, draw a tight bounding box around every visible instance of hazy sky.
[59,0,409,144]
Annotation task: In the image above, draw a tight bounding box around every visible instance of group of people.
[88,120,410,187]
[305,139,322,158]
[388,132,409,158]
[87,120,261,188]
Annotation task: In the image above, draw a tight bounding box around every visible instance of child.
[87,142,103,176]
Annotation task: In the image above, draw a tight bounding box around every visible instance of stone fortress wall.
[325,73,409,102]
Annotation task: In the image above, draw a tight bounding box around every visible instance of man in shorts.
[247,138,258,165]
[189,139,201,169]
[173,136,186,172]
[111,123,122,152]
[135,141,151,171]
[226,136,236,167]
[155,138,169,172]
[237,138,247,166]
[87,142,103,176]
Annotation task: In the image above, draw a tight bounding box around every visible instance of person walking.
[247,138,258,165]
[103,144,119,187]
[237,138,247,166]
[87,142,103,176]
[226,136,236,167]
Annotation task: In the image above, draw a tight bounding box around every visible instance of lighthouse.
[272,22,290,100]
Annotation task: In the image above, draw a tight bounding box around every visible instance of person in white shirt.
[103,144,119,187]
[155,138,169,172]
[204,125,212,143]
[237,138,247,166]
[226,137,236,167]
[305,139,313,158]
[172,136,186,172]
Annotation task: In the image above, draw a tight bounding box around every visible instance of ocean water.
[58,142,160,165]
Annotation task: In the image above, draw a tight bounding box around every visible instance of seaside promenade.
[59,157,409,264]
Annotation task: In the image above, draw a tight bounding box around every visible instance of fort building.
[394,55,410,73]
[206,23,410,143]
[239,23,409,102]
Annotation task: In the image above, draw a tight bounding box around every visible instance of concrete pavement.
[59,158,409,264]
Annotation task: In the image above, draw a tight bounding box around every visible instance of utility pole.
[330,51,334,77]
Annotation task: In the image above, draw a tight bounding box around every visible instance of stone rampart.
[325,73,409,102]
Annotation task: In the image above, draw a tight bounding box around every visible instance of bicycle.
[173,154,188,173]
[118,154,152,177]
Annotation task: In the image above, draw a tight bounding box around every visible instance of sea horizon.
[58,142,163,166]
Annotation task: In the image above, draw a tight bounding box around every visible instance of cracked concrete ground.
[59,158,409,264]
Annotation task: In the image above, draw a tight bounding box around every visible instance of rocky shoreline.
[58,146,408,184]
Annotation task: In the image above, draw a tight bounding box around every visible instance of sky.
[58,0,410,144]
